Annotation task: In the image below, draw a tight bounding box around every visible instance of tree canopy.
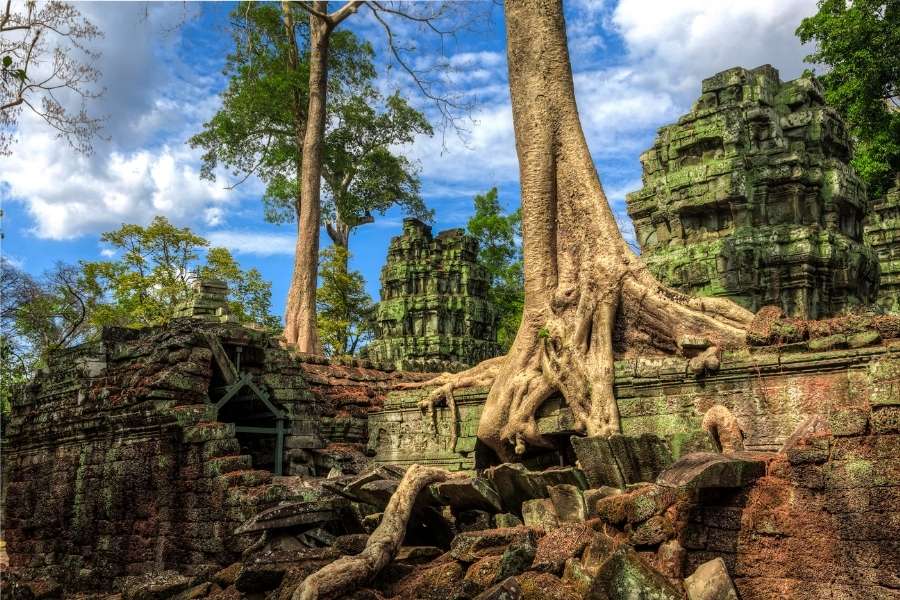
[83,216,280,330]
[797,0,900,197]
[466,188,523,351]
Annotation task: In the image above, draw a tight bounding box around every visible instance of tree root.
[291,465,465,600]
[702,404,744,453]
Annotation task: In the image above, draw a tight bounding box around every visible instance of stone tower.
[865,174,900,312]
[368,218,500,372]
[626,65,879,318]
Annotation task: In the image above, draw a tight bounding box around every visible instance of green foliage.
[1,258,101,416]
[83,216,280,330]
[797,0,900,196]
[316,245,374,357]
[323,91,434,233]
[466,187,524,351]
[190,1,430,235]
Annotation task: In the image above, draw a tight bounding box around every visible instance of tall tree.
[466,187,523,351]
[316,245,374,356]
[322,91,433,268]
[292,3,756,593]
[191,2,438,352]
[0,0,104,154]
[84,216,279,330]
[281,1,472,352]
[797,0,900,197]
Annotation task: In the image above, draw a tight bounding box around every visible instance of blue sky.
[1,0,820,318]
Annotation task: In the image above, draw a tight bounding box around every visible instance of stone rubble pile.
[74,435,768,600]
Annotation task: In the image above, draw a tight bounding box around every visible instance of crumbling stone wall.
[678,359,899,599]
[370,344,900,470]
[627,65,879,318]
[1,321,314,590]
[865,174,900,313]
[368,218,501,372]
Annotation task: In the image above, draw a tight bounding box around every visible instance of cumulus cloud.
[1,2,243,241]
[206,231,296,257]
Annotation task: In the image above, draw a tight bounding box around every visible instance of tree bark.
[416,0,754,462]
[283,1,329,353]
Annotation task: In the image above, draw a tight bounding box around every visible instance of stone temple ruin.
[368,218,501,372]
[3,66,900,600]
[866,174,900,313]
[627,65,880,319]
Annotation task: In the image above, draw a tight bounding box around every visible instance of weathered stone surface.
[122,572,192,600]
[235,498,344,534]
[515,572,581,600]
[683,558,739,600]
[458,509,494,532]
[475,577,522,600]
[595,485,676,526]
[484,463,547,513]
[548,484,587,523]
[495,513,524,528]
[572,434,673,490]
[497,536,537,581]
[450,528,539,563]
[432,476,504,513]
[865,174,900,313]
[369,218,501,371]
[629,515,675,547]
[627,65,879,319]
[532,523,594,575]
[587,548,684,600]
[522,499,560,530]
[657,452,768,489]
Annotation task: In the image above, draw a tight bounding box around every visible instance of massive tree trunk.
[283,1,329,352]
[290,1,754,596]
[419,0,753,462]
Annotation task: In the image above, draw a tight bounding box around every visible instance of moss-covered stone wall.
[627,65,879,318]
[369,343,900,471]
[368,218,501,372]
[865,174,900,313]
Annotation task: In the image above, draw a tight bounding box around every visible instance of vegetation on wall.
[797,0,900,197]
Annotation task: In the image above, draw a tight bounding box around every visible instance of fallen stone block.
[522,498,559,530]
[587,548,683,600]
[234,498,345,534]
[475,577,522,600]
[532,523,594,574]
[570,436,626,488]
[122,571,192,600]
[432,476,504,513]
[629,515,675,546]
[486,463,546,512]
[548,484,587,523]
[657,452,769,490]
[458,509,494,532]
[451,527,540,562]
[496,513,524,528]
[497,535,537,581]
[683,557,739,600]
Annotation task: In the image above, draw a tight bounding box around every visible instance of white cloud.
[1,2,245,241]
[207,231,296,257]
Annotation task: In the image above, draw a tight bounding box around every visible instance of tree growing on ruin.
[1,258,101,414]
[797,0,900,197]
[466,187,523,351]
[293,1,755,596]
[0,0,104,155]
